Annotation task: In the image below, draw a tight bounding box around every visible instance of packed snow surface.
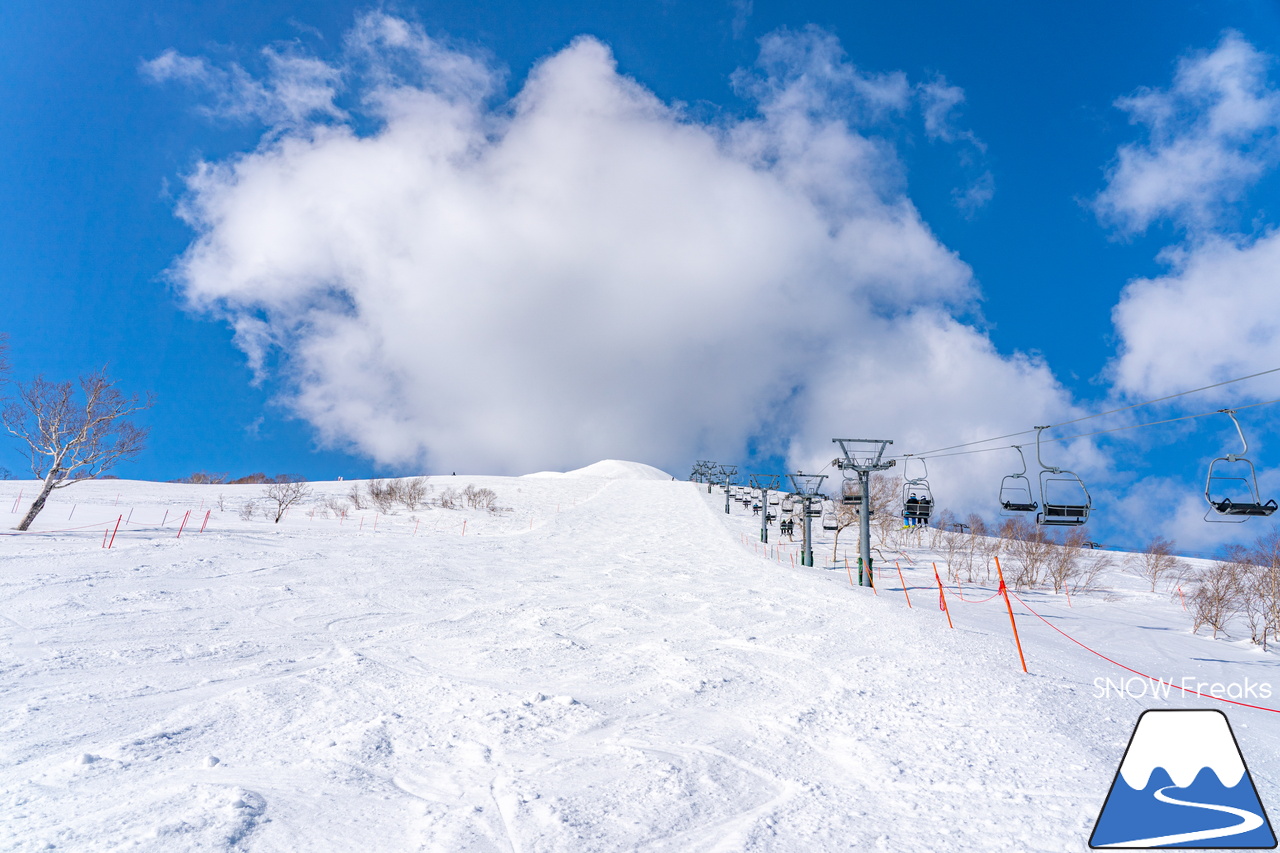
[3,468,1280,851]
[523,460,673,480]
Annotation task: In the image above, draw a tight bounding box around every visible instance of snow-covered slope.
[2,473,1279,851]
[524,459,673,480]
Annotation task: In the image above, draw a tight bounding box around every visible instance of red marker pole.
[199,510,211,534]
[102,529,108,548]
[108,515,121,549]
[994,557,1028,673]
[896,562,912,609]
[932,563,954,629]
[176,511,190,539]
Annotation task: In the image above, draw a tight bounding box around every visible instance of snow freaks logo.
[1093,676,1273,702]
[1090,710,1277,849]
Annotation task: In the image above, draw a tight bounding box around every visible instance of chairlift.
[768,492,780,506]
[1034,426,1091,527]
[1204,409,1278,523]
[841,476,862,506]
[821,503,838,531]
[999,445,1039,515]
[805,498,824,518]
[780,495,795,513]
[901,457,934,524]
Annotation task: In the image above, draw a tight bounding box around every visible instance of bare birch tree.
[3,368,152,530]
[1127,536,1186,592]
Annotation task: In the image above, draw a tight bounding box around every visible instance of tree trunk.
[17,473,60,531]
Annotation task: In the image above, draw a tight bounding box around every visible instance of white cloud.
[1110,229,1280,399]
[1094,31,1280,234]
[917,76,992,213]
[161,15,1071,486]
[142,46,345,128]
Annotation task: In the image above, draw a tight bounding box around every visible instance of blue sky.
[3,1,1280,552]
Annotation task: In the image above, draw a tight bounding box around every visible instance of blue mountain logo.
[1091,709,1276,848]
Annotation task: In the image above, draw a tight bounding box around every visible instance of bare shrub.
[216,494,226,512]
[324,497,349,518]
[347,484,366,510]
[264,480,313,524]
[1127,536,1187,592]
[399,476,429,510]
[439,486,459,509]
[367,479,396,513]
[462,484,497,510]
[238,501,256,521]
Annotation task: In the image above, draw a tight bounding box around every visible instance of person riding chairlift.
[905,493,920,526]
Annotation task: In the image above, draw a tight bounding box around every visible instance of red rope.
[952,585,1003,604]
[0,520,114,536]
[1009,591,1280,714]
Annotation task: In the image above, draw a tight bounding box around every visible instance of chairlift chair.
[780,496,795,513]
[1034,426,1091,527]
[806,498,824,518]
[841,477,862,506]
[821,503,838,531]
[901,457,934,524]
[999,446,1039,515]
[1205,409,1278,523]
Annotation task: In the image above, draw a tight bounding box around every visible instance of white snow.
[524,459,673,480]
[1118,710,1246,789]
[2,469,1280,851]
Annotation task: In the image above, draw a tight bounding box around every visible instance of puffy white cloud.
[1111,229,1280,399]
[1103,35,1280,402]
[161,14,1071,487]
[1094,31,1280,234]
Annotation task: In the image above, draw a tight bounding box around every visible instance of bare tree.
[264,480,313,524]
[3,368,151,530]
[1127,536,1186,592]
[1189,560,1243,639]
[1001,518,1054,589]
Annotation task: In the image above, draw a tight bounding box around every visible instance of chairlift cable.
[910,396,1280,462]
[890,365,1280,460]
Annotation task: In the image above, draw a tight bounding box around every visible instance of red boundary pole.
[108,515,121,549]
[932,563,953,629]
[995,556,1028,673]
[896,562,912,608]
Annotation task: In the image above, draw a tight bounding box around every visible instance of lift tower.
[750,474,781,543]
[788,472,827,568]
[833,438,895,588]
[719,465,738,514]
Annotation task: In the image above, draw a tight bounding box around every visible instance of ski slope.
[3,469,1279,851]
